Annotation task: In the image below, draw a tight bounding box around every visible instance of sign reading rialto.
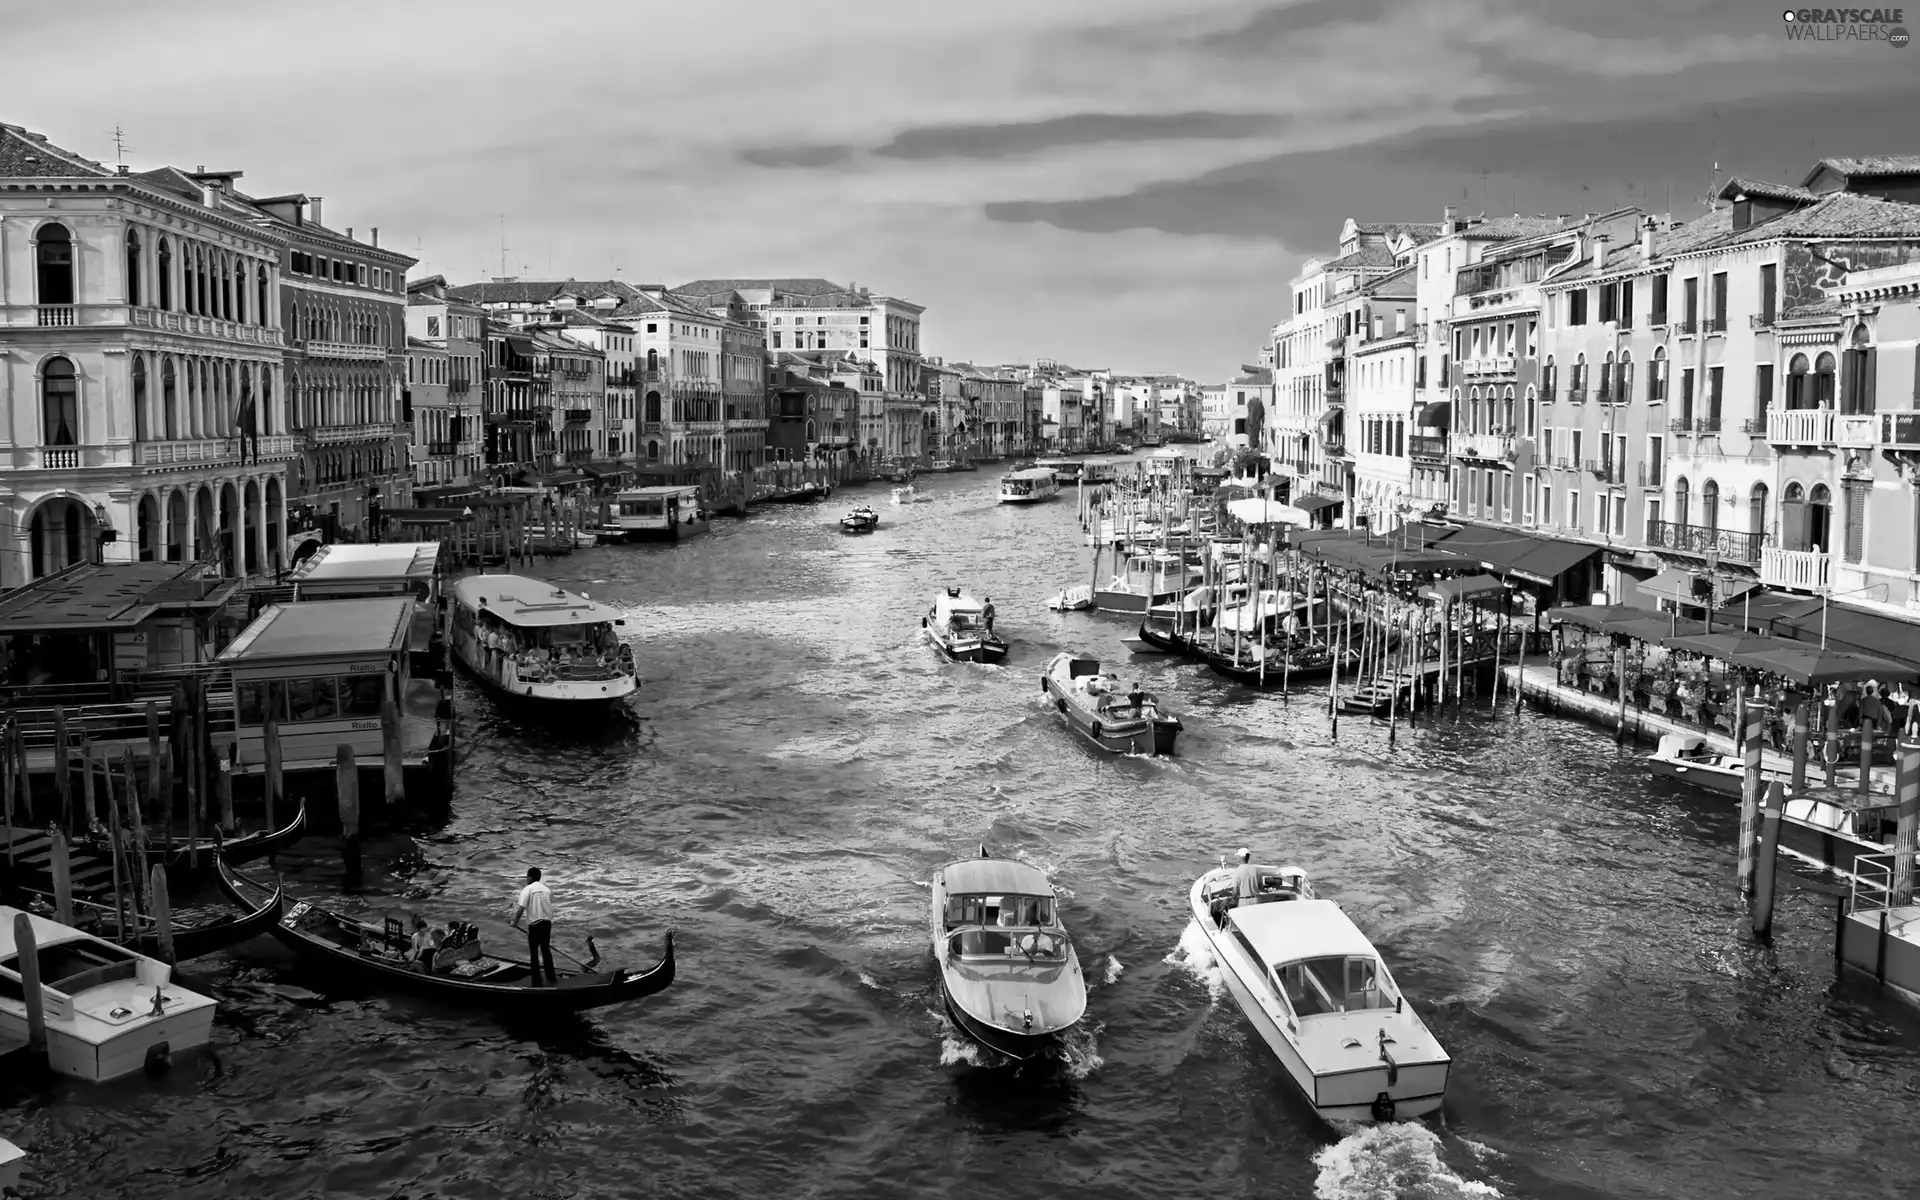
[1783,8,1912,43]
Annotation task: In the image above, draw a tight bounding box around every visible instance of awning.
[1639,567,1714,605]
[1664,629,1920,684]
[1713,594,1920,669]
[1427,523,1599,586]
[1315,409,1341,433]
[1550,603,1660,633]
[1413,401,1450,429]
[1420,573,1506,604]
[1226,497,1311,525]
[1295,494,1343,514]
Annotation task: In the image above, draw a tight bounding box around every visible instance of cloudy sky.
[8,0,1918,378]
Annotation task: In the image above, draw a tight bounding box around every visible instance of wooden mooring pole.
[1751,779,1787,939]
[337,745,363,890]
[1894,739,1920,907]
[13,913,48,1069]
[1737,704,1768,894]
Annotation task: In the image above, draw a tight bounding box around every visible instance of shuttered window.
[1781,499,1806,552]
[1843,481,1868,564]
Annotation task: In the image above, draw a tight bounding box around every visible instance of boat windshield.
[944,892,1052,928]
[949,928,1069,961]
[1274,955,1394,1016]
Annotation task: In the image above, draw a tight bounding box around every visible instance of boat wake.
[1053,1022,1104,1079]
[1313,1123,1501,1200]
[1103,954,1125,985]
[1164,919,1227,1002]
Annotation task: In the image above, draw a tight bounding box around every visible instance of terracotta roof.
[1350,221,1442,240]
[1718,177,1818,204]
[1456,214,1573,240]
[1320,244,1400,273]
[676,277,851,297]
[1803,155,1920,184]
[611,295,670,318]
[1361,264,1416,296]
[1710,191,1920,245]
[0,124,111,178]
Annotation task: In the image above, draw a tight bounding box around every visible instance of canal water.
[7,465,1920,1200]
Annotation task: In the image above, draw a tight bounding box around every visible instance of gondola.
[216,859,676,1015]
[137,877,286,962]
[1135,619,1207,661]
[1202,644,1357,689]
[5,801,308,901]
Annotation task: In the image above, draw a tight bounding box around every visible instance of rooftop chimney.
[345,227,353,240]
[1640,216,1656,262]
[115,164,130,176]
[371,227,379,247]
[309,196,324,227]
[1443,204,1457,233]
[200,179,219,207]
[1592,232,1609,267]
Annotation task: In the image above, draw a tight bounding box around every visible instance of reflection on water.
[6,468,1920,1200]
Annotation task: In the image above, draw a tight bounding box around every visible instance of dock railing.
[1851,849,1917,914]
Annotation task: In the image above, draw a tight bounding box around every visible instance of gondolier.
[512,867,557,986]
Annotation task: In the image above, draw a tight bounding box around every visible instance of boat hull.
[1091,588,1181,615]
[452,632,637,711]
[1136,620,1207,660]
[1041,655,1181,756]
[1186,880,1447,1123]
[998,493,1058,504]
[619,519,710,542]
[942,991,1058,1061]
[1203,649,1350,688]
[930,633,1009,665]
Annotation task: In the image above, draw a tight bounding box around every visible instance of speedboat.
[891,484,930,504]
[1046,584,1094,612]
[930,849,1086,1060]
[1041,652,1182,755]
[1187,863,1450,1124]
[0,905,218,1082]
[1645,733,1791,798]
[1093,549,1201,614]
[925,587,1008,664]
[840,505,880,534]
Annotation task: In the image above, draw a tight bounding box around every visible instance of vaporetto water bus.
[998,467,1060,504]
[449,575,638,709]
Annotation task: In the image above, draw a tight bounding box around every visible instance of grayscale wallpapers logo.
[1783,8,1911,44]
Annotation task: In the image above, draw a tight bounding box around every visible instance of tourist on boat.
[1233,848,1261,900]
[409,915,441,971]
[982,597,996,632]
[511,866,558,986]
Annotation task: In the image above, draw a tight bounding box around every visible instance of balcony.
[1761,547,1832,591]
[36,305,76,327]
[1539,387,1556,404]
[303,340,388,362]
[1696,417,1721,434]
[643,369,664,383]
[1836,414,1877,448]
[1566,387,1587,404]
[307,422,400,446]
[564,408,593,424]
[1675,319,1697,335]
[1638,461,1663,488]
[427,441,457,456]
[1321,435,1346,455]
[1883,411,1920,447]
[1584,460,1625,485]
[135,433,296,466]
[1739,418,1766,435]
[1767,408,1834,446]
[1750,312,1777,330]
[448,378,471,396]
[1704,317,1727,335]
[1409,434,1449,462]
[1454,432,1511,461]
[1645,520,1765,563]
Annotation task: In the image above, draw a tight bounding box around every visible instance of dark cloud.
[873,111,1280,161]
[1190,0,1398,57]
[986,77,1920,248]
[740,144,857,169]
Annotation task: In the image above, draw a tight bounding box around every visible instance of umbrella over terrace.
[1225,497,1310,526]
[1741,643,1919,686]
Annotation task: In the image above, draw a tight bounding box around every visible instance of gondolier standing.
[982,596,996,633]
[511,867,557,986]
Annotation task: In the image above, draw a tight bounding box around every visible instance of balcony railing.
[1645,520,1766,563]
[1696,417,1721,434]
[1650,310,1669,327]
[37,305,76,327]
[1750,313,1776,330]
[1739,418,1766,434]
[137,434,297,465]
[427,441,457,456]
[1584,460,1624,485]
[1767,408,1834,446]
[304,340,388,361]
[1704,317,1726,334]
[1454,432,1511,461]
[1761,547,1832,591]
[1409,434,1448,460]
[1676,319,1697,335]
[1883,411,1920,447]
[1322,435,1346,454]
[1638,461,1663,488]
[564,408,593,424]
[1539,387,1556,404]
[448,378,471,395]
[1566,387,1587,404]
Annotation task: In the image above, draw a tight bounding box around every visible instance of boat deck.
[1503,662,1896,793]
[1839,904,1920,996]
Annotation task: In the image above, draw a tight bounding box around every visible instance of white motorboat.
[930,851,1086,1060]
[1046,584,1094,612]
[1186,864,1450,1124]
[891,484,919,504]
[840,505,881,534]
[1644,733,1790,799]
[925,586,1008,664]
[0,906,218,1083]
[612,484,709,542]
[449,575,638,709]
[1093,549,1200,614]
[998,467,1060,504]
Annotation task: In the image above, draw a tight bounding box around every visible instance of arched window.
[1787,353,1809,409]
[1649,346,1666,403]
[261,371,274,435]
[196,247,210,315]
[1674,476,1691,528]
[1814,352,1836,408]
[1843,324,1874,414]
[157,238,173,311]
[132,354,149,442]
[1750,482,1769,543]
[257,266,269,326]
[1542,355,1556,399]
[162,358,179,438]
[1618,351,1634,405]
[1600,351,1614,400]
[36,223,74,306]
[1573,353,1587,393]
[126,229,143,307]
[42,356,79,446]
[1701,478,1720,531]
[1809,483,1832,552]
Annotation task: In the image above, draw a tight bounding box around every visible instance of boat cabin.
[1230,900,1405,1018]
[1080,458,1123,484]
[450,575,630,683]
[939,860,1069,961]
[933,588,988,630]
[614,485,703,533]
[999,467,1058,498]
[217,597,416,772]
[1034,457,1081,481]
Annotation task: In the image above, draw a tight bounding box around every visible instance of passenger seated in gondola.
[409,915,441,971]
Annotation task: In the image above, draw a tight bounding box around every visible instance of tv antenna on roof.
[106,126,132,168]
